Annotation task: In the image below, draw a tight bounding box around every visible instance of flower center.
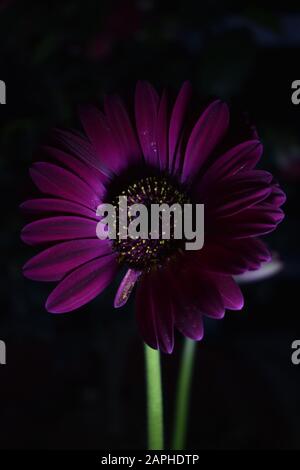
[111,175,189,271]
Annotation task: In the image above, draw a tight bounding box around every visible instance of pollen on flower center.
[111,175,189,271]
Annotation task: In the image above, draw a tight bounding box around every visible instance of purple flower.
[21,81,285,353]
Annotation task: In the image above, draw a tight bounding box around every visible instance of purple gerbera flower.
[21,81,285,353]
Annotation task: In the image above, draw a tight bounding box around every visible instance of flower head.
[21,81,285,353]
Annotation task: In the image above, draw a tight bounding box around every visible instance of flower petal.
[30,162,100,210]
[114,268,141,308]
[79,105,130,174]
[215,206,285,238]
[156,90,168,171]
[173,293,205,340]
[135,81,159,166]
[23,239,112,281]
[182,100,229,182]
[136,270,174,353]
[164,267,205,339]
[43,146,108,197]
[210,274,244,310]
[193,239,271,275]
[213,187,271,217]
[179,272,225,319]
[265,184,287,208]
[21,216,97,245]
[46,254,118,313]
[206,171,273,217]
[199,140,263,191]
[169,81,192,173]
[54,128,109,175]
[104,95,141,164]
[20,198,99,219]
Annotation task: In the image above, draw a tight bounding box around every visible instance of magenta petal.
[43,146,108,197]
[78,105,104,152]
[46,254,118,313]
[114,268,141,308]
[150,270,174,353]
[212,275,244,310]
[208,172,272,217]
[163,269,205,340]
[213,187,271,217]
[21,216,97,245]
[104,95,141,164]
[172,133,185,175]
[182,273,225,319]
[173,297,204,340]
[195,244,242,274]
[216,206,285,238]
[238,238,272,265]
[54,128,109,175]
[194,238,271,275]
[156,90,168,171]
[20,198,98,219]
[175,274,225,320]
[78,105,106,157]
[266,185,287,208]
[23,239,112,281]
[30,162,100,210]
[200,140,263,191]
[182,100,229,182]
[135,81,159,166]
[136,271,174,353]
[79,105,128,174]
[136,276,158,350]
[200,167,272,202]
[169,81,192,173]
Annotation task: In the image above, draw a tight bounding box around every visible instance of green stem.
[172,338,196,450]
[144,343,164,450]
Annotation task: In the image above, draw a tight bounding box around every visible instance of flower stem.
[172,338,196,450]
[144,343,164,450]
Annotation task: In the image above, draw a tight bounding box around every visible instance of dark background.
[0,0,300,450]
